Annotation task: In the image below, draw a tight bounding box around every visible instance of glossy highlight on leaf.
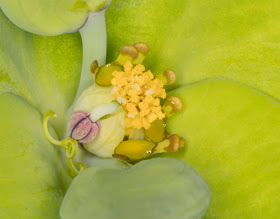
[60,158,210,219]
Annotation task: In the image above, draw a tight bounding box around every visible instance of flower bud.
[68,111,100,143]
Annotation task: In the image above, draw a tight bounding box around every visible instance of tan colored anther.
[153,134,185,154]
[179,137,186,149]
[133,42,150,64]
[133,43,150,56]
[90,60,99,74]
[114,45,139,65]
[157,69,176,85]
[121,45,139,59]
[162,96,183,118]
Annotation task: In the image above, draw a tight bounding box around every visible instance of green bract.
[0,9,83,137]
[0,7,104,216]
[167,79,280,217]
[106,0,280,101]
[0,93,71,218]
[60,158,210,219]
[0,0,110,35]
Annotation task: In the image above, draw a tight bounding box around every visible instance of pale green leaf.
[0,93,71,218]
[166,79,280,218]
[0,0,88,35]
[60,158,210,219]
[106,0,280,101]
[0,9,83,136]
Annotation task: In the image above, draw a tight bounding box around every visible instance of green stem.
[70,11,107,112]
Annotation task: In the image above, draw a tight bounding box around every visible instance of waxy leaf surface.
[106,0,280,101]
[0,0,85,35]
[0,93,71,218]
[60,158,210,219]
[0,9,83,136]
[167,79,280,218]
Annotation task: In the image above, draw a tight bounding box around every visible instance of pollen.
[112,61,166,129]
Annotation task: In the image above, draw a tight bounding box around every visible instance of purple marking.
[68,110,101,143]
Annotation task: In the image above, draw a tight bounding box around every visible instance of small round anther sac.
[164,69,176,85]
[179,137,186,149]
[166,134,182,153]
[90,60,99,74]
[120,45,139,59]
[162,96,183,118]
[133,42,150,56]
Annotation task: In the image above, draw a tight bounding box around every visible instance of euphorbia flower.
[0,0,280,219]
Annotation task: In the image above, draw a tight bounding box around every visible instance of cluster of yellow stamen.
[111,62,166,129]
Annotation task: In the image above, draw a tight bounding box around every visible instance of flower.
[1,0,280,218]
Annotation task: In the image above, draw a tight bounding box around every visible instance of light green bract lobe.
[0,0,110,35]
[106,0,280,101]
[167,79,280,218]
[60,158,210,219]
[0,9,83,137]
[0,93,71,218]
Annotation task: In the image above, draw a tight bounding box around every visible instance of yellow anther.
[112,61,166,129]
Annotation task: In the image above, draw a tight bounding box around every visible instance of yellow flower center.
[111,61,166,129]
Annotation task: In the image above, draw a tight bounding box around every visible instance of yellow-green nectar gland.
[42,110,85,177]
